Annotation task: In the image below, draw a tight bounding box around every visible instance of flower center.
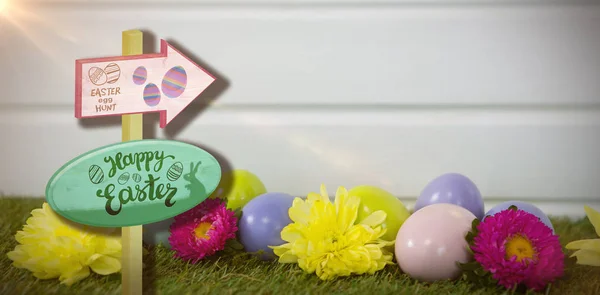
[194,222,213,240]
[505,235,536,262]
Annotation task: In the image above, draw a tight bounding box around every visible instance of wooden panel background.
[1,0,599,217]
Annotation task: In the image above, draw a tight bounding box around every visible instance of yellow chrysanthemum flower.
[270,184,395,280]
[7,202,122,286]
[566,205,600,266]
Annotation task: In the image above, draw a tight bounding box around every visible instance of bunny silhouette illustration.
[183,161,206,198]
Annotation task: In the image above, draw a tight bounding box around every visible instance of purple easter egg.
[238,192,296,260]
[133,66,147,85]
[162,66,187,98]
[485,201,554,232]
[143,83,161,107]
[415,173,485,220]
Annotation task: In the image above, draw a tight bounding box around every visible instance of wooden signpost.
[45,30,219,295]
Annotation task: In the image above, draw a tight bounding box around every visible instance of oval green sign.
[46,139,221,227]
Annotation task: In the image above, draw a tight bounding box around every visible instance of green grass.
[1,197,599,295]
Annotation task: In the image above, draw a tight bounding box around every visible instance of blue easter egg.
[414,173,485,220]
[485,201,554,232]
[142,217,174,248]
[238,192,296,260]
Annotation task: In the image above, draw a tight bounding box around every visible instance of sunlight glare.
[0,0,8,15]
[0,0,79,65]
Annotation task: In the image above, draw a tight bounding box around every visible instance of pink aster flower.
[169,198,238,263]
[471,208,565,291]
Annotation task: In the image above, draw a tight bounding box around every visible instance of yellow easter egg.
[211,169,267,210]
[349,185,411,241]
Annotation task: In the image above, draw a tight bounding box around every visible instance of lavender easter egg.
[415,173,485,219]
[485,201,554,232]
[238,192,296,260]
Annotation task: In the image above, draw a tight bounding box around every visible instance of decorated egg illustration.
[133,66,147,85]
[167,162,184,181]
[104,63,121,84]
[132,173,142,183]
[88,165,105,184]
[118,172,130,185]
[161,66,187,98]
[143,83,161,107]
[88,67,107,86]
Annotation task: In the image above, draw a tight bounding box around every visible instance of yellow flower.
[7,202,122,286]
[565,205,600,266]
[270,184,395,280]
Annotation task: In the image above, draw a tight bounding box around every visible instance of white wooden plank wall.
[1,0,599,217]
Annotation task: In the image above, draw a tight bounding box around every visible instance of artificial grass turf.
[0,197,599,295]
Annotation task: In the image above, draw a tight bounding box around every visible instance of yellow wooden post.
[121,29,144,295]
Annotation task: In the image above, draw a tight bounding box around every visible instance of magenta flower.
[470,208,565,291]
[169,198,238,263]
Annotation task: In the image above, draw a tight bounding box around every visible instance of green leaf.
[457,259,498,289]
[474,267,488,277]
[225,238,244,250]
[457,261,480,271]
[464,271,478,284]
[233,208,243,219]
[465,231,475,244]
[466,246,474,255]
[471,218,480,233]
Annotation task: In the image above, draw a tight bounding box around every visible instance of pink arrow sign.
[75,40,215,128]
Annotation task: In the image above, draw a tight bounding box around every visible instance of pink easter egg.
[395,203,476,282]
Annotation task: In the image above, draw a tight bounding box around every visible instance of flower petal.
[584,205,600,237]
[280,227,303,242]
[570,249,600,266]
[565,239,600,251]
[98,236,122,257]
[336,197,359,232]
[359,211,387,227]
[334,186,348,212]
[89,254,121,275]
[6,247,28,265]
[288,199,311,225]
[320,184,329,200]
[278,253,299,263]
[307,192,323,203]
[59,265,90,286]
[271,244,291,255]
